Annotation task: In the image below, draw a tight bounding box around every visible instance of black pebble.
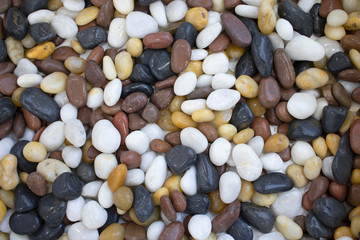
[38,194,67,227]
[312,197,346,228]
[130,64,157,85]
[75,162,97,183]
[322,106,348,133]
[0,39,7,63]
[10,140,38,173]
[20,0,49,15]
[137,49,160,66]
[251,33,273,77]
[305,210,333,238]
[133,185,154,223]
[52,172,83,201]
[310,3,326,37]
[253,172,294,194]
[296,13,313,37]
[196,153,219,193]
[288,117,322,141]
[327,52,353,75]
[0,97,16,125]
[227,217,253,240]
[99,206,120,233]
[6,7,29,40]
[235,50,257,78]
[278,0,307,30]
[122,83,154,98]
[77,26,107,49]
[332,133,353,185]
[238,17,260,36]
[14,184,39,213]
[30,223,65,240]
[230,101,255,131]
[185,193,211,214]
[149,50,175,81]
[9,210,42,235]
[240,202,275,233]
[29,22,56,44]
[174,22,198,48]
[294,61,314,76]
[165,145,197,174]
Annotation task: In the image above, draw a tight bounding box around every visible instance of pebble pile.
[0,0,360,239]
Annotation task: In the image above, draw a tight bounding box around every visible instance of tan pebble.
[171,111,197,129]
[251,192,277,206]
[235,75,259,98]
[185,7,209,31]
[19,172,28,183]
[108,164,127,192]
[71,40,86,54]
[164,175,182,194]
[211,109,232,128]
[351,215,360,237]
[226,43,245,58]
[339,111,357,134]
[152,187,169,205]
[349,206,360,221]
[115,51,133,80]
[286,164,308,188]
[180,61,203,78]
[258,0,277,35]
[233,128,254,144]
[327,9,348,27]
[64,56,86,74]
[295,68,329,90]
[40,72,67,94]
[126,38,143,58]
[0,190,15,209]
[103,56,117,80]
[75,6,100,26]
[21,34,36,49]
[0,154,20,190]
[113,186,133,212]
[23,141,47,163]
[169,96,186,113]
[264,133,289,153]
[350,49,360,70]
[191,109,214,122]
[0,199,6,223]
[5,37,24,65]
[326,133,340,155]
[312,136,328,159]
[157,110,181,132]
[36,158,71,182]
[304,156,322,180]
[99,223,125,240]
[48,0,63,10]
[237,180,254,202]
[212,0,225,12]
[324,23,346,40]
[217,123,237,141]
[209,190,226,214]
[313,56,327,69]
[334,226,355,239]
[275,215,303,240]
[344,11,360,31]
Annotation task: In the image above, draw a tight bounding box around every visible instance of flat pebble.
[285,35,325,61]
[125,11,158,38]
[92,119,121,154]
[180,127,208,154]
[287,92,317,119]
[188,214,212,240]
[219,171,241,204]
[206,89,240,111]
[232,144,262,181]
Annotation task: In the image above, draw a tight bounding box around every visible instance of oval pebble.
[285,35,325,61]
[104,78,122,107]
[276,18,294,41]
[202,52,229,75]
[165,0,188,22]
[62,146,82,168]
[92,120,121,154]
[196,22,222,49]
[219,171,241,204]
[98,181,114,208]
[180,166,197,196]
[291,141,316,165]
[39,121,65,152]
[68,222,99,240]
[66,196,85,222]
[260,153,284,172]
[94,153,118,179]
[125,130,150,154]
[180,127,208,154]
[188,214,212,240]
[232,144,262,181]
[125,11,158,38]
[174,72,197,96]
[206,89,240,111]
[64,119,86,148]
[287,92,317,119]
[51,14,78,39]
[209,137,231,166]
[108,18,128,48]
[145,156,167,192]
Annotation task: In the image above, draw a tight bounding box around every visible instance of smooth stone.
[99,206,119,233]
[122,83,154,98]
[327,52,353,75]
[232,144,262,182]
[285,35,325,61]
[145,155,167,192]
[221,12,251,47]
[310,3,326,36]
[322,106,347,133]
[0,97,16,125]
[219,172,241,204]
[278,0,307,30]
[14,184,39,213]
[82,200,108,230]
[125,11,158,38]
[9,210,41,235]
[251,33,273,77]
[235,50,257,78]
[133,185,154,223]
[0,40,7,63]
[253,172,294,194]
[180,166,197,196]
[6,8,29,40]
[229,101,255,131]
[137,49,160,66]
[258,77,281,108]
[241,202,276,233]
[287,92,317,119]
[206,89,240,111]
[288,117,322,141]
[30,223,65,240]
[130,64,157,85]
[238,17,260,36]
[294,61,314,75]
[10,140,37,173]
[77,26,107,49]
[165,145,197,174]
[296,13,313,37]
[29,22,56,44]
[107,18,128,48]
[68,222,99,240]
[196,22,222,49]
[351,119,360,155]
[271,188,303,219]
[196,153,219,193]
[305,210,333,238]
[85,60,106,87]
[332,133,353,185]
[92,119,121,154]
[174,72,197,96]
[38,194,67,227]
[185,193,210,214]
[52,172,83,200]
[274,48,295,89]
[312,197,345,228]
[20,0,48,15]
[227,217,253,240]
[149,50,174,81]
[20,87,60,123]
[66,196,85,222]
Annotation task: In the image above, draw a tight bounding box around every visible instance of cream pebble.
[125,130,150,154]
[188,215,212,240]
[39,121,65,152]
[202,52,229,75]
[304,156,322,180]
[98,181,114,208]
[51,14,78,39]
[125,11,158,38]
[113,0,134,15]
[181,127,208,154]
[248,136,264,156]
[209,137,231,166]
[41,72,67,94]
[235,5,259,19]
[104,78,122,107]
[86,87,104,109]
[287,92,317,119]
[54,90,70,108]
[276,18,294,41]
[27,9,55,24]
[64,119,86,147]
[5,37,24,65]
[103,56,117,80]
[181,99,207,115]
[219,171,241,204]
[312,97,328,121]
[285,35,325,61]
[291,141,316,166]
[211,73,236,90]
[165,0,188,22]
[174,72,197,96]
[82,180,103,199]
[92,120,121,154]
[56,7,79,19]
[149,1,167,27]
[206,89,240,111]
[17,74,43,88]
[94,153,118,179]
[327,9,348,27]
[180,166,197,196]
[271,188,302,219]
[108,18,128,48]
[275,215,303,240]
[196,22,222,49]
[141,123,164,141]
[81,200,108,229]
[36,158,71,182]
[62,0,85,11]
[197,74,213,88]
[125,168,145,186]
[14,59,38,77]
[62,146,82,168]
[260,153,284,172]
[145,156,167,192]
[232,144,262,181]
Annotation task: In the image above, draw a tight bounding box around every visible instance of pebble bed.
[0,0,360,239]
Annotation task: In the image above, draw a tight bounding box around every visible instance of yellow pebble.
[99,223,125,240]
[286,164,308,188]
[237,180,254,202]
[152,187,169,205]
[164,175,182,194]
[75,6,100,26]
[312,137,328,159]
[20,172,28,183]
[334,226,355,239]
[344,11,360,31]
[0,154,20,191]
[211,109,232,128]
[326,133,340,155]
[295,68,329,90]
[251,192,277,206]
[217,124,237,141]
[351,215,360,237]
[169,96,186,113]
[247,97,266,117]
[192,109,214,122]
[324,23,346,40]
[304,156,322,180]
[171,111,197,129]
[0,190,14,209]
[40,72,67,94]
[235,75,259,98]
[26,42,55,60]
[115,51,133,80]
[64,56,86,74]
[258,0,277,34]
[129,207,160,226]
[233,128,255,144]
[157,110,181,131]
[339,111,357,134]
[12,87,25,107]
[351,169,360,185]
[226,43,245,58]
[0,199,6,223]
[349,206,360,221]
[264,133,289,153]
[180,61,203,78]
[70,40,86,54]
[185,7,209,31]
[107,164,127,192]
[350,49,360,70]
[0,232,9,240]
[126,38,143,58]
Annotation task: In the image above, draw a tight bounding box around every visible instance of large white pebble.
[36,159,71,182]
[17,74,43,88]
[60,103,77,123]
[180,127,208,154]
[66,196,85,222]
[206,89,240,111]
[260,153,284,172]
[188,215,212,240]
[126,130,150,154]
[165,0,188,22]
[285,35,325,61]
[113,0,134,15]
[322,156,335,180]
[202,52,229,75]
[108,18,128,48]
[125,11,158,38]
[211,73,236,90]
[94,153,118,179]
[147,221,165,240]
[196,23,222,49]
[207,11,221,26]
[92,119,121,154]
[14,59,38,76]
[98,181,114,208]
[51,14,78,39]
[86,87,103,109]
[291,141,316,165]
[232,144,262,181]
[219,172,241,204]
[104,78,122,106]
[62,0,85,11]
[181,99,207,115]
[82,180,103,199]
[297,0,314,12]
[268,32,285,50]
[39,121,65,152]
[316,36,343,59]
[68,222,99,240]
[191,49,208,61]
[276,18,294,41]
[62,146,82,168]
[145,156,167,192]
[28,9,55,24]
[81,200,107,229]
[174,72,197,96]
[140,151,157,172]
[327,9,348,27]
[287,92,317,119]
[209,138,231,166]
[180,166,197,196]
[141,123,164,141]
[150,1,167,27]
[271,188,302,218]
[125,168,145,186]
[235,4,259,19]
[64,119,86,147]
[248,136,264,156]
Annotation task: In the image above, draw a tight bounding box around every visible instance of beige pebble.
[258,0,277,34]
[36,158,71,182]
[235,75,259,98]
[103,56,117,80]
[0,154,20,191]
[251,192,277,206]
[40,72,67,94]
[5,37,24,65]
[350,49,360,70]
[275,215,303,240]
[75,6,100,26]
[286,164,308,188]
[0,189,15,209]
[295,68,329,90]
[23,141,47,163]
[126,38,143,58]
[304,156,322,180]
[327,9,348,27]
[324,23,346,40]
[237,180,254,202]
[115,51,133,80]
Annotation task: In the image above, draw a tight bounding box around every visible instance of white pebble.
[0,209,14,233]
[188,215,212,240]
[82,200,107,230]
[174,72,197,96]
[125,168,145,186]
[217,233,235,240]
[54,90,70,108]
[68,222,99,240]
[62,0,85,11]
[108,18,128,48]
[242,0,262,6]
[260,153,284,172]
[14,59,38,76]
[125,11,158,38]
[181,99,207,115]
[94,153,118,179]
[267,32,285,50]
[0,138,15,160]
[86,87,103,109]
[62,146,82,168]
[327,9,348,27]
[196,22,222,49]
[248,136,264,156]
[141,123,164,141]
[219,171,241,204]
[51,14,78,39]
[287,92,317,119]
[180,166,197,196]
[98,181,114,208]
[150,1,167,27]
[60,103,78,123]
[276,18,294,41]
[147,221,165,240]
[206,89,240,111]
[113,0,134,15]
[180,127,208,154]
[56,6,79,19]
[297,0,315,12]
[37,159,71,182]
[285,35,325,61]
[104,78,122,107]
[66,196,85,222]
[235,4,259,19]
[291,141,316,166]
[211,73,236,90]
[232,144,262,181]
[312,97,328,121]
[209,137,231,166]
[140,151,157,172]
[322,156,335,180]
[202,52,229,75]
[191,49,208,61]
[126,130,150,154]
[145,156,167,192]
[197,74,213,88]
[28,9,55,24]
[39,121,65,152]
[206,11,221,27]
[92,119,121,154]
[165,0,188,22]
[82,180,103,199]
[271,188,302,219]
[17,74,43,88]
[316,36,344,59]
[64,119,86,147]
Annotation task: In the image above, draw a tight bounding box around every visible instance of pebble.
[260,153,284,172]
[275,215,303,240]
[209,137,231,166]
[351,119,360,154]
[92,119,121,154]
[196,153,219,193]
[14,183,39,213]
[185,193,210,214]
[36,158,71,183]
[27,9,55,24]
[241,202,276,233]
[174,22,198,48]
[235,50,257,78]
[29,22,56,44]
[288,117,322,141]
[285,35,325,61]
[180,127,208,154]
[82,200,108,229]
[103,78,122,107]
[171,39,191,73]
[332,133,353,185]
[17,73,43,88]
[107,18,128,49]
[145,156,167,192]
[66,196,85,222]
[174,72,197,96]
[149,1,167,27]
[327,52,353,75]
[68,222,99,240]
[0,98,16,125]
[125,11,158,38]
[227,217,253,240]
[64,119,86,148]
[291,141,316,165]
[0,41,7,63]
[258,77,281,109]
[322,106,347,133]
[180,166,197,196]
[305,210,333,238]
[30,223,65,240]
[235,4,259,19]
[133,185,154,223]
[313,197,345,228]
[202,52,229,75]
[51,14,78,39]
[6,8,28,40]
[9,210,41,235]
[150,50,174,80]
[251,33,273,77]
[125,130,150,154]
[38,194,66,227]
[271,188,303,219]
[52,172,83,200]
[10,141,36,174]
[77,26,107,49]
[276,18,294,41]
[188,214,212,240]
[253,172,294,194]
[26,172,46,197]
[158,221,184,240]
[287,92,317,119]
[94,153,118,179]
[206,89,240,111]
[196,22,222,49]
[232,144,262,181]
[221,12,252,47]
[219,172,241,204]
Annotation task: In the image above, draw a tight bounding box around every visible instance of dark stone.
[310,3,326,37]
[288,117,322,141]
[138,0,157,5]
[130,63,157,85]
[332,133,353,185]
[38,194,67,228]
[229,101,255,131]
[52,172,83,201]
[122,82,154,98]
[294,61,314,75]
[10,140,37,173]
[6,7,28,40]
[305,210,333,238]
[253,172,294,194]
[185,193,210,214]
[235,50,257,78]
[251,33,273,77]
[0,97,16,124]
[227,217,253,240]
[20,0,49,15]
[296,13,313,37]
[75,162,97,183]
[99,206,119,233]
[174,22,197,48]
[221,12,252,47]
[149,50,175,81]
[312,197,346,228]
[196,153,219,193]
[0,39,7,63]
[77,26,107,49]
[238,17,260,36]
[137,49,160,66]
[327,52,353,75]
[29,22,56,44]
[30,223,65,240]
[165,145,197,174]
[9,210,42,235]
[14,184,39,212]
[20,87,60,123]
[278,0,308,30]
[84,60,106,87]
[240,202,275,233]
[133,185,154,223]
[321,106,347,133]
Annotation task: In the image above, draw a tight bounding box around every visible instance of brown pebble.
[89,108,105,128]
[278,146,291,161]
[322,84,338,106]
[105,48,118,62]
[329,181,347,202]
[182,215,192,237]
[143,32,173,49]
[87,46,104,65]
[0,73,17,96]
[333,82,351,108]
[171,39,191,73]
[78,20,98,32]
[101,100,122,116]
[112,112,129,145]
[128,113,147,130]
[96,0,114,29]
[0,0,11,14]
[52,46,79,62]
[85,60,106,87]
[0,62,16,75]
[293,215,306,232]
[121,92,148,113]
[158,221,185,240]
[23,108,42,131]
[212,200,240,233]
[66,75,88,108]
[160,195,177,221]
[26,172,46,197]
[347,184,360,206]
[280,87,297,101]
[265,107,282,125]
[170,190,186,212]
[251,117,271,141]
[13,112,25,139]
[186,87,213,100]
[220,12,252,48]
[186,0,213,10]
[353,156,360,169]
[87,146,101,159]
[77,106,92,126]
[319,0,343,18]
[150,139,172,153]
[124,223,146,240]
[274,48,295,89]
[155,76,177,90]
[275,102,293,123]
[91,0,106,6]
[351,87,360,104]
[141,103,160,123]
[48,150,63,161]
[198,122,218,142]
[216,164,227,177]
[340,34,360,51]
[350,119,360,155]
[209,34,230,53]
[277,123,289,137]
[35,59,70,75]
[32,126,45,142]
[53,35,65,46]
[338,69,360,82]
[120,151,141,169]
[258,77,281,108]
[164,131,181,146]
[308,176,329,202]
[302,191,313,211]
[0,118,13,139]
[224,0,241,9]
[151,88,174,110]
